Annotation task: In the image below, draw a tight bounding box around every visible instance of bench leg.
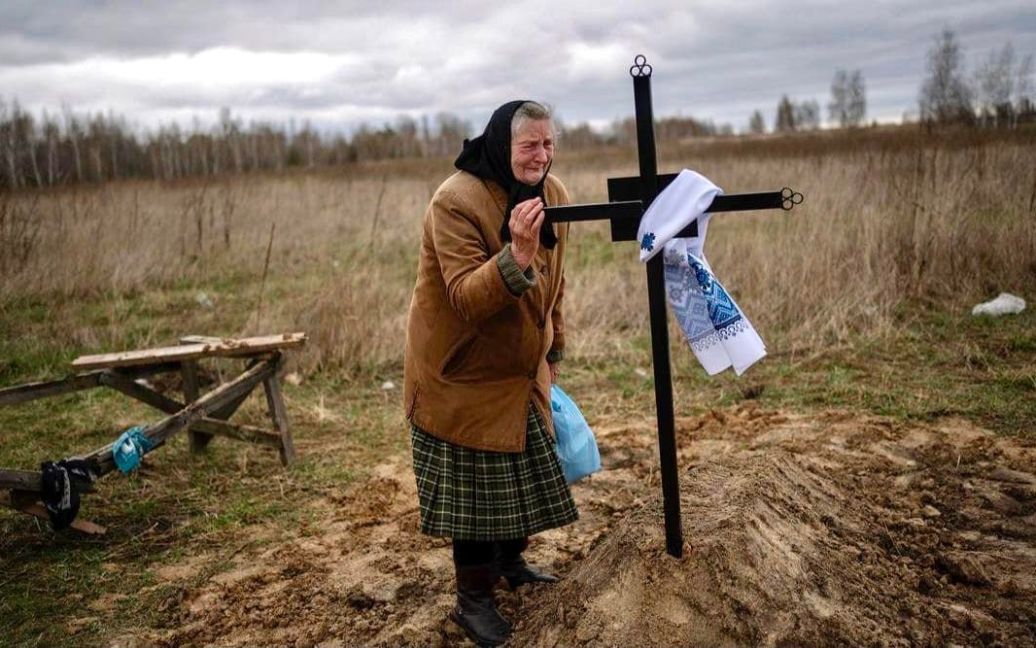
[263,371,295,466]
[182,361,214,454]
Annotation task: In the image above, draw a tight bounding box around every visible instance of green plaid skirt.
[410,405,579,541]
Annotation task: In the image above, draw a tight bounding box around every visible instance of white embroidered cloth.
[636,169,766,376]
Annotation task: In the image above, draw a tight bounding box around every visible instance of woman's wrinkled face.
[510,119,554,185]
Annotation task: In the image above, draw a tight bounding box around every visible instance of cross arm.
[546,200,642,224]
[546,184,802,242]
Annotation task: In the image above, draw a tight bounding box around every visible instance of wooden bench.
[0,332,306,532]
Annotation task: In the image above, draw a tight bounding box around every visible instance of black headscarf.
[454,100,557,249]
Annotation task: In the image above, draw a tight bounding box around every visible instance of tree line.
[0,105,479,190]
[0,101,729,190]
[747,29,1033,134]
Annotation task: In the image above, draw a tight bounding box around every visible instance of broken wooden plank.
[80,358,278,476]
[72,333,307,370]
[0,372,103,408]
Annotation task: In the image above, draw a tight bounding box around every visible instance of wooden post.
[262,354,295,466]
[181,360,214,454]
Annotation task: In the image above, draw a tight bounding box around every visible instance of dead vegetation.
[2,128,1033,375]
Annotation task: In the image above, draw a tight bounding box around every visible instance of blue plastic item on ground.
[112,425,154,474]
[550,384,602,483]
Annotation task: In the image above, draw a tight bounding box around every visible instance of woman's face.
[510,119,554,185]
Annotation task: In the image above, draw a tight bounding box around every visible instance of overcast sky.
[1,1,1034,136]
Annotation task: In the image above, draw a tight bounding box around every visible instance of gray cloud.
[1,1,1034,133]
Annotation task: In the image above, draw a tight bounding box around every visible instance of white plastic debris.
[195,291,215,309]
[381,380,396,391]
[634,368,649,378]
[283,372,303,386]
[971,293,1026,317]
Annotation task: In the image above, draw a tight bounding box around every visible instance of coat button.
[528,370,537,379]
[537,320,545,329]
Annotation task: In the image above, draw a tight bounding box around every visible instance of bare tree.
[830,69,867,127]
[42,110,59,186]
[0,99,20,188]
[62,104,84,183]
[919,29,974,124]
[775,96,796,133]
[974,42,1016,126]
[10,100,44,187]
[794,99,821,130]
[433,112,471,157]
[748,110,766,134]
[1015,52,1034,123]
[847,71,867,127]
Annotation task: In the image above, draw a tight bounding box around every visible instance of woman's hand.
[510,197,544,270]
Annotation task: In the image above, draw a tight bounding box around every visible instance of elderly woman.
[403,100,577,646]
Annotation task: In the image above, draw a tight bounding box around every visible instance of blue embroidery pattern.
[665,253,745,353]
[640,232,655,252]
[688,258,742,331]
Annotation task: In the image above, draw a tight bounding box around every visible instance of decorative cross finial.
[781,187,804,210]
[630,54,653,78]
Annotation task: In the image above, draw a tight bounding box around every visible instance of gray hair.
[511,101,556,139]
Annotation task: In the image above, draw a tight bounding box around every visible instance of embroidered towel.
[637,169,766,376]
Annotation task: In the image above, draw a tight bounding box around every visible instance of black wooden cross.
[545,55,803,558]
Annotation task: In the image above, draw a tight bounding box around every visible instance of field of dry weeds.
[3,128,1034,373]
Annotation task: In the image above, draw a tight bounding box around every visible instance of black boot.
[497,538,559,589]
[449,562,511,647]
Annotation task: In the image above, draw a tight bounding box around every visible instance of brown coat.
[403,170,570,452]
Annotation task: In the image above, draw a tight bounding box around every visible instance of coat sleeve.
[430,188,525,323]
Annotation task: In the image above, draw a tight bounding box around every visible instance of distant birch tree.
[919,29,974,124]
[829,69,867,127]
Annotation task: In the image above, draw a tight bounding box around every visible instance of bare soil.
[113,407,1036,647]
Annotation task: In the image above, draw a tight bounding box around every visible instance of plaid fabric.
[410,405,579,541]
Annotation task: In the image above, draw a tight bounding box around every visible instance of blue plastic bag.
[550,384,602,483]
[112,425,154,474]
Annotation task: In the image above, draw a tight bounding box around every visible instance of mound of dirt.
[110,407,1036,647]
[514,420,1036,647]
[514,453,950,646]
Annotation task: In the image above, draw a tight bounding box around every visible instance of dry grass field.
[1,127,1035,646]
[3,128,1034,372]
